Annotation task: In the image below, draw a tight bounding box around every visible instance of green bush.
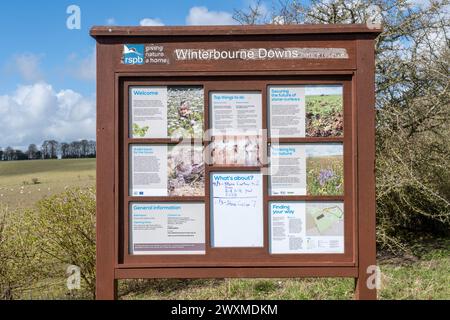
[33,187,96,298]
[0,206,47,299]
[0,188,96,299]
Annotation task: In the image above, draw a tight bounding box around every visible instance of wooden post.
[96,42,118,300]
[354,37,377,300]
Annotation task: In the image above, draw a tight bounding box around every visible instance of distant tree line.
[0,140,96,161]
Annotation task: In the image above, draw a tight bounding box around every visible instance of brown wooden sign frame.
[91,24,380,300]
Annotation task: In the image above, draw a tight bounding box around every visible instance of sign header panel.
[113,40,357,72]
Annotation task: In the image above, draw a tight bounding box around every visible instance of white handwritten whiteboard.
[210,172,263,247]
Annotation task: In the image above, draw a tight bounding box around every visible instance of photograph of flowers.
[306,144,343,196]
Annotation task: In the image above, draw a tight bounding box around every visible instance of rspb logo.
[123,44,144,65]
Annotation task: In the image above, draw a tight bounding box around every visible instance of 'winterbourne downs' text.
[174,48,348,61]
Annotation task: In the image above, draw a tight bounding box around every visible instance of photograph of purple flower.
[318,169,335,186]
[306,144,343,195]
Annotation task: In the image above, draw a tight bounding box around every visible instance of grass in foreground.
[16,240,449,300]
[118,238,449,300]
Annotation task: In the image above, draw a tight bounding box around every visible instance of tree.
[60,142,70,159]
[41,141,50,159]
[13,150,27,161]
[0,139,96,161]
[88,140,96,158]
[80,140,89,158]
[57,140,96,159]
[4,147,14,161]
[35,150,42,160]
[70,141,81,158]
[234,0,450,249]
[48,140,58,159]
[26,144,39,160]
[41,140,59,159]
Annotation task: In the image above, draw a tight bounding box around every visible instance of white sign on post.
[210,172,263,247]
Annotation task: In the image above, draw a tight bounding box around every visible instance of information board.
[92,25,380,300]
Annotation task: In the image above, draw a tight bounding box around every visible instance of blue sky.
[0,0,244,96]
[0,0,251,149]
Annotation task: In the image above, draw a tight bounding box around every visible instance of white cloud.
[0,82,95,148]
[10,53,44,82]
[140,18,164,26]
[271,16,286,25]
[77,48,96,81]
[186,6,237,26]
[106,17,116,25]
[67,47,96,81]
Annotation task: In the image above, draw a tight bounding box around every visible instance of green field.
[306,94,342,116]
[0,159,95,208]
[1,159,449,300]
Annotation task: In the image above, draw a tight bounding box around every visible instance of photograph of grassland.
[305,85,343,137]
[167,86,204,138]
[306,144,343,196]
